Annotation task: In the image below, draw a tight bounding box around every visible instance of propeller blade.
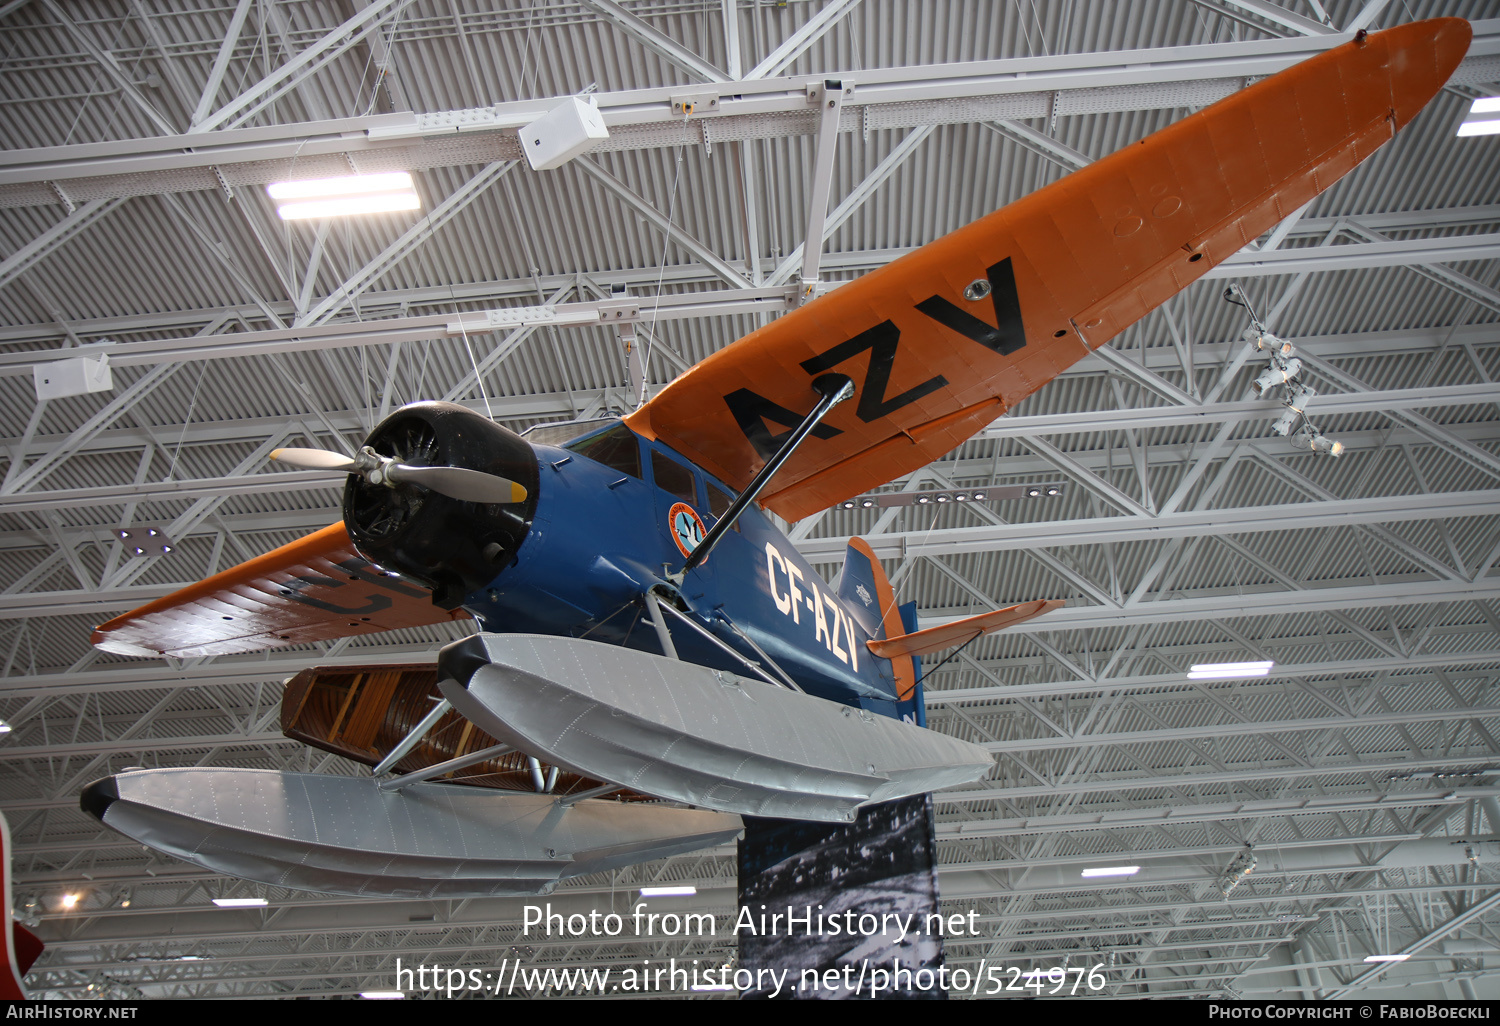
[270,448,357,472]
[386,464,528,504]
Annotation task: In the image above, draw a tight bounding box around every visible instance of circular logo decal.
[668,502,706,559]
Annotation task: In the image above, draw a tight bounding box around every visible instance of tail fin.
[838,538,917,702]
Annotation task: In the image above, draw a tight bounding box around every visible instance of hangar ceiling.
[1,0,1499,1000]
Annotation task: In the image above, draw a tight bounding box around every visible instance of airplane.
[79,19,1471,899]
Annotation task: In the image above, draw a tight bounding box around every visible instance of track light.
[1218,846,1257,897]
[1251,331,1296,359]
[1252,358,1302,396]
[1271,406,1299,436]
[1306,431,1344,457]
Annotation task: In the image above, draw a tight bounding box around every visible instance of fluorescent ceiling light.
[267,172,414,200]
[690,984,736,992]
[1363,953,1410,963]
[639,885,697,897]
[212,897,268,907]
[0,721,11,734]
[267,173,422,220]
[1188,660,1274,680]
[1080,866,1140,878]
[1458,97,1500,137]
[275,193,422,221]
[360,991,406,999]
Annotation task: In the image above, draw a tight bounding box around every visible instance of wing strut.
[679,373,853,575]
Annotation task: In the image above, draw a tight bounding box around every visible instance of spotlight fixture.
[1252,359,1303,396]
[212,897,269,907]
[839,486,1059,508]
[61,893,80,909]
[1226,286,1342,457]
[1080,866,1140,878]
[638,885,697,897]
[1188,660,1274,680]
[1458,96,1500,137]
[1386,768,1500,781]
[267,172,422,220]
[1218,846,1258,897]
[114,526,175,557]
[1303,429,1345,457]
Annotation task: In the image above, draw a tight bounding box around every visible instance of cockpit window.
[651,450,697,506]
[707,481,740,532]
[566,423,641,478]
[523,417,620,447]
[707,483,734,520]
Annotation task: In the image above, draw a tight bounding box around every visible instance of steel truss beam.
[799,489,1500,563]
[3,23,1496,204]
[6,530,1495,624]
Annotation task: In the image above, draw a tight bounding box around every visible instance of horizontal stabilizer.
[867,599,1063,659]
[82,768,741,899]
[438,633,994,823]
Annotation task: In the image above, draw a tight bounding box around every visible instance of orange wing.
[626,19,1471,522]
[92,523,468,659]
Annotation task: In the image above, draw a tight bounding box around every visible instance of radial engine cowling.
[343,402,539,608]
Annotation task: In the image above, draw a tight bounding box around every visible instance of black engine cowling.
[342,402,539,608]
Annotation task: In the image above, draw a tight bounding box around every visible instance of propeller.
[271,446,527,504]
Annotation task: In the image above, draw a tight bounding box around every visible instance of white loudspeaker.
[520,97,609,171]
[34,354,113,401]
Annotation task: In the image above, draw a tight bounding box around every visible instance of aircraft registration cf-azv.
[80,20,1470,899]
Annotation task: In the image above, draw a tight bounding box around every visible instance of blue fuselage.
[458,421,907,717]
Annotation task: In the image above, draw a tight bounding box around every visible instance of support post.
[374,741,511,791]
[797,79,846,302]
[370,697,451,776]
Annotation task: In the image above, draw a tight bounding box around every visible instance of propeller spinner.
[271,446,528,505]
